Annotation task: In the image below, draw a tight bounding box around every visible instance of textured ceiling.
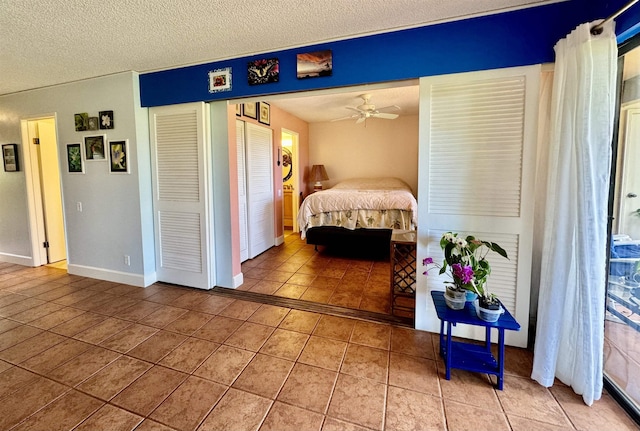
[0,0,556,121]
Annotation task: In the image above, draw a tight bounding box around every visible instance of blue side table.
[431,290,520,390]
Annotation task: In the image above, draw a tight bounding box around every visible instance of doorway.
[21,117,67,267]
[281,129,299,233]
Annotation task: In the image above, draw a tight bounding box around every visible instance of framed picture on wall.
[99,110,114,129]
[258,102,270,125]
[109,139,129,174]
[243,102,257,119]
[2,143,19,172]
[87,117,99,131]
[208,67,232,93]
[66,143,84,173]
[74,113,88,131]
[84,135,106,160]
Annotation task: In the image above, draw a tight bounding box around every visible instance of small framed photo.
[243,102,257,119]
[109,139,129,174]
[258,102,270,125]
[2,143,19,172]
[74,113,88,131]
[208,67,232,93]
[66,143,84,174]
[297,50,333,79]
[99,111,114,129]
[247,58,279,85]
[84,135,106,160]
[87,117,99,131]
[235,104,241,116]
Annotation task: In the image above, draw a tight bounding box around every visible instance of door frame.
[281,128,300,232]
[20,114,67,267]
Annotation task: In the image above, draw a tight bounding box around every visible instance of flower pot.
[444,287,466,310]
[475,299,504,322]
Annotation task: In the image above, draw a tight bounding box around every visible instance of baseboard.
[275,235,284,246]
[67,264,155,287]
[0,252,35,267]
[232,272,244,288]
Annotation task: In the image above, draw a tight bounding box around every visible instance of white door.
[618,108,640,240]
[37,119,66,263]
[236,120,249,262]
[149,102,213,289]
[417,66,539,348]
[245,122,274,258]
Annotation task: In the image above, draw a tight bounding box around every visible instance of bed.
[297,177,418,251]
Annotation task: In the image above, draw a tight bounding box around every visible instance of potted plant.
[423,232,508,319]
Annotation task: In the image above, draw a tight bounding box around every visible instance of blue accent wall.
[140,0,639,107]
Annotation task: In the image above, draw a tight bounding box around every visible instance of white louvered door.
[418,66,539,348]
[236,120,249,262]
[149,103,213,289]
[245,122,274,258]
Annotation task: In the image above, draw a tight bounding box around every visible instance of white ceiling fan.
[331,93,400,124]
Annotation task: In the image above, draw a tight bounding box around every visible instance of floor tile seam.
[6,383,77,430]
[544,384,581,429]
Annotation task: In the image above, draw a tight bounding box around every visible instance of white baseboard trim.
[67,264,156,287]
[0,253,35,267]
[275,235,284,246]
[232,272,244,289]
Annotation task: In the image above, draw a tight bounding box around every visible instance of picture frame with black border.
[2,143,19,172]
[109,139,129,174]
[243,102,257,119]
[66,143,84,174]
[258,102,270,125]
[99,111,114,129]
[84,134,106,160]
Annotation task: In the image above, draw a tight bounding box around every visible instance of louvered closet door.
[418,66,539,348]
[245,122,274,258]
[236,120,249,262]
[149,103,213,289]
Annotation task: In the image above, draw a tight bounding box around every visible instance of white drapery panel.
[532,21,617,406]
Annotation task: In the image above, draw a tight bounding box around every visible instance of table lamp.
[310,164,329,191]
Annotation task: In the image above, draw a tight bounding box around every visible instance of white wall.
[308,115,419,194]
[0,72,155,286]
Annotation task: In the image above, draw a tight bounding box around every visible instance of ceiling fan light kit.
[331,93,400,124]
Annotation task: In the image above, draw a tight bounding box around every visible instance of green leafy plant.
[423,232,509,303]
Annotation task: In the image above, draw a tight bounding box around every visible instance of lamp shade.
[310,164,329,182]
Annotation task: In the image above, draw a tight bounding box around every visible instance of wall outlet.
[76,202,82,212]
[124,255,130,266]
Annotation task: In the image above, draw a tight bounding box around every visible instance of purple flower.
[452,264,474,284]
[422,257,434,266]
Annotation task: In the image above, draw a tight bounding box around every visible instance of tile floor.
[0,242,637,430]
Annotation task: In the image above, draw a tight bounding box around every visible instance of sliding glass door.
[604,40,640,417]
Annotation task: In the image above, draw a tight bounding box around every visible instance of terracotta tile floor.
[0,242,637,430]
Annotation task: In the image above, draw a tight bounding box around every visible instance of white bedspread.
[297,177,418,238]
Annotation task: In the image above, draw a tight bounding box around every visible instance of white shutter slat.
[159,211,202,272]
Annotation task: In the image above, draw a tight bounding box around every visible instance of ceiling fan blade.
[345,107,362,113]
[331,114,359,122]
[355,116,366,124]
[373,112,399,120]
[376,105,401,113]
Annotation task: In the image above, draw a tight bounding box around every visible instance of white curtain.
[532,21,617,406]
